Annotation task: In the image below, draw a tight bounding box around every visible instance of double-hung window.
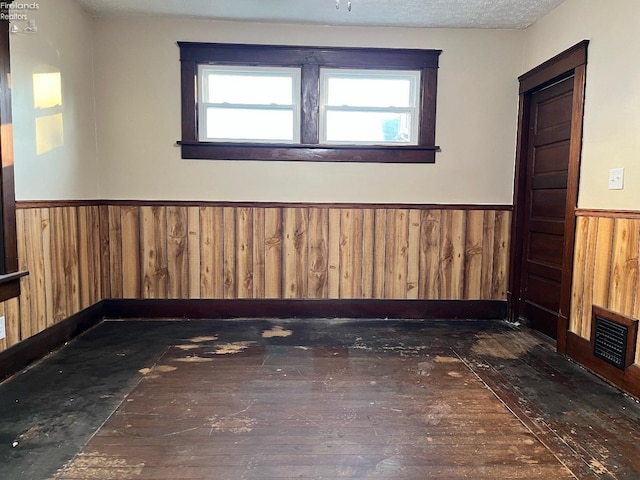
[198,66,301,144]
[178,43,441,163]
[320,69,420,145]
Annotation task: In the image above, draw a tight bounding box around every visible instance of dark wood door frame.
[0,7,26,303]
[508,40,588,353]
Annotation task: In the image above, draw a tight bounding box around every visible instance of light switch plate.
[609,167,624,190]
[0,316,5,340]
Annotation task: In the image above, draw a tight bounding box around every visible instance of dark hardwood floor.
[1,318,639,479]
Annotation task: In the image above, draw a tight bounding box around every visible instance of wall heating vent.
[591,306,638,370]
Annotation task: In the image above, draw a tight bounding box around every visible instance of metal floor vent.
[591,306,638,370]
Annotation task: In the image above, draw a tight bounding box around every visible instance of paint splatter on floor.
[434,355,461,363]
[139,364,178,378]
[262,326,293,338]
[471,332,539,359]
[54,452,144,479]
[208,414,257,433]
[173,356,214,363]
[188,335,219,343]
[423,402,452,425]
[139,364,177,374]
[174,344,201,351]
[589,459,610,475]
[211,341,255,355]
[16,424,42,441]
[417,361,432,376]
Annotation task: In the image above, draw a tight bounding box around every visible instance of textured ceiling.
[72,0,566,29]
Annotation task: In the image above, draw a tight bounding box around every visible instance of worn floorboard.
[1,319,639,479]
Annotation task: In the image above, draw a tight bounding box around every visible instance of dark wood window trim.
[178,42,441,163]
[0,8,28,302]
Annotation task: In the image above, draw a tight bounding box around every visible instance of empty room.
[1,0,640,478]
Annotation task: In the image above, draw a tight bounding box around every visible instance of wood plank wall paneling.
[16,209,30,340]
[361,209,375,298]
[141,206,169,299]
[108,206,123,298]
[308,208,328,299]
[100,205,509,302]
[1,203,511,353]
[464,210,484,299]
[167,206,189,299]
[252,208,266,299]
[283,207,309,299]
[223,206,236,299]
[236,207,253,299]
[385,209,409,299]
[77,207,93,308]
[121,206,141,298]
[3,207,108,352]
[187,207,201,299]
[327,208,341,298]
[340,208,363,299]
[200,207,224,298]
[571,213,640,363]
[265,208,283,298]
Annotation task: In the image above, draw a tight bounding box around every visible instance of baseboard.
[0,302,105,383]
[0,298,506,384]
[102,298,507,321]
[566,331,640,399]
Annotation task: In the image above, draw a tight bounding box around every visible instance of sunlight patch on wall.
[35,113,64,155]
[33,71,64,155]
[33,72,62,109]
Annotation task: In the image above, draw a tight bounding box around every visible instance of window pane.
[327,77,413,108]
[325,111,412,143]
[207,74,294,105]
[206,108,295,142]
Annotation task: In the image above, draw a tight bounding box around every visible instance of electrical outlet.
[609,167,624,190]
[0,316,5,340]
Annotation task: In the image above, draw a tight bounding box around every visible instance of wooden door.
[518,77,574,339]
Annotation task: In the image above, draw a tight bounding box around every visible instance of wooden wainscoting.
[569,210,640,397]
[104,203,510,302]
[571,211,640,357]
[0,206,108,352]
[1,202,511,355]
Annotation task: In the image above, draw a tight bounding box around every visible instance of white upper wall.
[11,1,639,208]
[10,5,525,204]
[92,18,523,204]
[523,0,640,210]
[11,0,99,201]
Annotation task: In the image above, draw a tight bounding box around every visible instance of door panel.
[534,143,570,174]
[531,189,567,218]
[519,76,574,339]
[528,232,564,265]
[527,262,562,283]
[528,219,564,236]
[533,175,569,190]
[526,275,561,312]
[535,92,573,130]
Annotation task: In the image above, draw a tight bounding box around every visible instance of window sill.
[179,142,440,164]
[0,270,28,303]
